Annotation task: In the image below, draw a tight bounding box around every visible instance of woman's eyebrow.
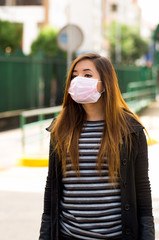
[73,68,94,73]
[83,68,94,72]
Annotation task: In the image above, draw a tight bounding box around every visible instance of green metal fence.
[115,64,154,93]
[0,48,157,113]
[20,105,62,154]
[0,48,157,116]
[122,79,156,112]
[0,48,66,112]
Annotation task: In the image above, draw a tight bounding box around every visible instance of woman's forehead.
[73,59,97,72]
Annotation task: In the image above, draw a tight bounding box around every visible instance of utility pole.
[101,0,106,37]
[115,1,122,63]
[43,0,49,26]
[66,0,72,73]
[101,0,107,55]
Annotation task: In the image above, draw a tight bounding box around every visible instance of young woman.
[39,53,154,240]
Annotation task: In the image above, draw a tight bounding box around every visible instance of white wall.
[49,0,67,30]
[69,0,103,54]
[48,0,104,55]
[105,0,141,26]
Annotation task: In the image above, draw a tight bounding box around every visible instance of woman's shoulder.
[123,109,144,134]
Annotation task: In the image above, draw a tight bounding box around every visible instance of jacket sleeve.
[135,130,155,240]
[39,140,53,240]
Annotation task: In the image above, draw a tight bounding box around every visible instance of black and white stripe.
[60,121,122,240]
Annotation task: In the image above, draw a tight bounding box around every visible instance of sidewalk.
[0,101,159,240]
[138,100,159,239]
[138,100,159,144]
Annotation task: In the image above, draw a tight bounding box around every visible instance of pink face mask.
[68,76,103,104]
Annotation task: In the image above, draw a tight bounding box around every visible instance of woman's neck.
[82,100,105,121]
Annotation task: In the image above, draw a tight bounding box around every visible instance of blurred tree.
[30,26,66,57]
[153,24,159,41]
[0,20,23,53]
[106,22,148,64]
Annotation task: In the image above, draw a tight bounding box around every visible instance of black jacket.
[39,118,155,240]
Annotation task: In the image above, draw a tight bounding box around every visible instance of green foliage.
[30,26,65,57]
[153,24,159,41]
[105,22,148,64]
[0,20,23,53]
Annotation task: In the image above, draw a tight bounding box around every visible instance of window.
[16,0,42,5]
[0,0,42,5]
[0,0,6,5]
[111,4,117,12]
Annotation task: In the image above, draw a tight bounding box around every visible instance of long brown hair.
[51,53,141,181]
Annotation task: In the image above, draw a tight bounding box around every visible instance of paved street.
[0,167,47,240]
[0,101,159,240]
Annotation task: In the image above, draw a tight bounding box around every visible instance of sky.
[138,0,159,27]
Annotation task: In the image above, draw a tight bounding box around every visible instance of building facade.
[0,0,141,56]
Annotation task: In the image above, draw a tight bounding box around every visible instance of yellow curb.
[147,138,159,146]
[16,156,49,167]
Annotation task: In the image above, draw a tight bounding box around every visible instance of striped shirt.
[60,121,122,240]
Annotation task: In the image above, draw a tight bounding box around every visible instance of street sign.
[57,24,83,72]
[57,24,83,52]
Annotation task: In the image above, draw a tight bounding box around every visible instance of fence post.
[39,114,44,150]
[20,114,26,154]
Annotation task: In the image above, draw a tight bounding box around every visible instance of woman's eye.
[85,74,92,78]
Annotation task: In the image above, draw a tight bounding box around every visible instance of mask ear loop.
[98,80,105,94]
[100,90,105,94]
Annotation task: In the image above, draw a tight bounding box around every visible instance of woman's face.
[72,59,104,93]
